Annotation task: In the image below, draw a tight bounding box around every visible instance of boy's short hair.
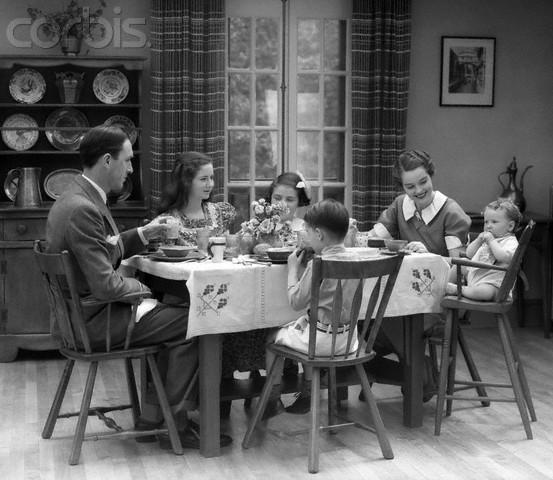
[486,200,523,227]
[304,199,350,239]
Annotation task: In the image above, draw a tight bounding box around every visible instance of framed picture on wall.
[440,36,496,107]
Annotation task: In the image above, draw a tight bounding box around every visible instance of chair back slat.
[306,254,404,361]
[495,220,535,302]
[33,240,93,353]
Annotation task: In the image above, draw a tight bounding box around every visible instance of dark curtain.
[351,0,411,230]
[150,0,226,214]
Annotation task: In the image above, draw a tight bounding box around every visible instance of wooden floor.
[1,326,552,480]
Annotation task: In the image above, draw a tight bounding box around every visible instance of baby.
[446,200,522,301]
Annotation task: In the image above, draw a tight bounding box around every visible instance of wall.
[0,0,152,202]
[407,0,553,216]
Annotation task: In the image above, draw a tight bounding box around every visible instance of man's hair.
[79,126,129,168]
[392,149,435,186]
[304,198,350,239]
[486,200,523,227]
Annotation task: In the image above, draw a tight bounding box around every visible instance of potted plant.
[27,0,106,55]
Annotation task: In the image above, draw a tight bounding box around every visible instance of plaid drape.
[351,0,411,230]
[150,0,225,213]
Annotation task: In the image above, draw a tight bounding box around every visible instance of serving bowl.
[159,245,196,258]
[266,246,295,262]
[384,239,408,252]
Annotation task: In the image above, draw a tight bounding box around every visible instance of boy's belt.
[316,321,349,334]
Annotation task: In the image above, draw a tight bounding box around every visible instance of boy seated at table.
[446,200,521,300]
[263,198,359,418]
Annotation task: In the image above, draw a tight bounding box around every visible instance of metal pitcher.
[8,167,43,207]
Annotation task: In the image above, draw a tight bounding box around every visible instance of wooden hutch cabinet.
[0,55,148,361]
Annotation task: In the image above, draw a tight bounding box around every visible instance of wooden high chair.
[434,220,537,439]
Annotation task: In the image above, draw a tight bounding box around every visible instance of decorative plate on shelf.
[45,107,89,151]
[93,69,129,104]
[1,113,39,151]
[44,168,82,200]
[4,169,19,201]
[9,68,46,104]
[103,115,137,144]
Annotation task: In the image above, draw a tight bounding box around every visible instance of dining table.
[123,250,450,458]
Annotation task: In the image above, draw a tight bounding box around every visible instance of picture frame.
[440,36,496,107]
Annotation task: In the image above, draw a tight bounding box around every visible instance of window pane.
[297,131,319,179]
[255,186,270,202]
[256,75,278,126]
[322,186,344,204]
[297,19,320,70]
[324,132,344,181]
[297,74,319,127]
[324,76,345,126]
[256,18,279,69]
[229,17,251,68]
[324,20,347,71]
[229,74,251,126]
[255,131,278,179]
[228,131,251,180]
[228,187,250,232]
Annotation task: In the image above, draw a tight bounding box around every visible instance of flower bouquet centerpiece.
[239,199,294,255]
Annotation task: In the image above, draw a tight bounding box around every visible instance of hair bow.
[295,171,311,200]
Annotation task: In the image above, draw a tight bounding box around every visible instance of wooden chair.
[34,240,184,465]
[434,220,537,439]
[243,254,404,473]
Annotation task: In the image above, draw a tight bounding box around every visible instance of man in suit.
[46,125,229,449]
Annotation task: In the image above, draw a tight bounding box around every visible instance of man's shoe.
[261,398,285,420]
[285,392,311,414]
[158,422,232,450]
[134,418,163,443]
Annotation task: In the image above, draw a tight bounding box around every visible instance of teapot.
[6,167,43,208]
[497,157,533,213]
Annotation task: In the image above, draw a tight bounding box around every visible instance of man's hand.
[141,221,169,241]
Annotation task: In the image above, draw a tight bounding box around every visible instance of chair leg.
[145,354,183,455]
[242,356,284,449]
[435,311,454,436]
[327,367,338,433]
[308,367,321,474]
[502,315,537,421]
[69,362,98,465]
[445,311,460,417]
[42,359,74,439]
[497,315,533,439]
[457,327,490,407]
[355,364,393,459]
[125,358,141,425]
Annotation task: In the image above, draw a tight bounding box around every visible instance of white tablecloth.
[124,252,450,339]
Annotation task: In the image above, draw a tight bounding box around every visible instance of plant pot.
[60,35,82,56]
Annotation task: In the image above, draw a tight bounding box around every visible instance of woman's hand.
[405,241,428,253]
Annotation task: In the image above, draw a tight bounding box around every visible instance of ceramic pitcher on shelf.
[7,167,43,208]
[497,157,533,213]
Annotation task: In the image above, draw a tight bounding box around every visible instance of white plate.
[44,168,81,200]
[103,115,137,144]
[346,247,380,257]
[1,113,39,151]
[9,68,46,104]
[45,108,89,151]
[93,69,129,104]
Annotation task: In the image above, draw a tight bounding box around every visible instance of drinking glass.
[225,233,240,258]
[208,236,226,262]
[196,228,213,255]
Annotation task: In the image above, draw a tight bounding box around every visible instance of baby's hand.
[480,231,494,243]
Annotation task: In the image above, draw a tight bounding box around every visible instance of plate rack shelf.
[0,55,147,361]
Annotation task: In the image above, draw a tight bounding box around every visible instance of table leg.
[199,334,222,457]
[402,314,424,427]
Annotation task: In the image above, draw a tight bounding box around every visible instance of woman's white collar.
[402,191,448,224]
